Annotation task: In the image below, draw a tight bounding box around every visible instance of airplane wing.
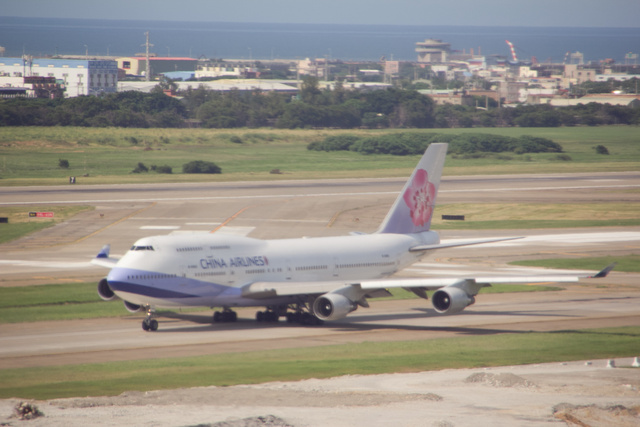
[90,244,119,268]
[409,236,523,252]
[242,263,616,299]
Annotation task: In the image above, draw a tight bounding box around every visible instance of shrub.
[154,165,173,174]
[595,145,610,155]
[516,136,563,153]
[308,134,360,151]
[553,154,573,161]
[131,162,149,173]
[182,160,221,174]
[58,159,69,169]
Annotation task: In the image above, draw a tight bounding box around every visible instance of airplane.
[91,143,614,331]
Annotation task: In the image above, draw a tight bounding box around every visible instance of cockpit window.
[130,245,154,251]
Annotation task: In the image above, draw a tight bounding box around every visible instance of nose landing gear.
[141,306,158,331]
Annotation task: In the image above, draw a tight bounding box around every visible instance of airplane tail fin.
[376,143,448,234]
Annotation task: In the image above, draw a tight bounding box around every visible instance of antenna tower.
[142,32,154,81]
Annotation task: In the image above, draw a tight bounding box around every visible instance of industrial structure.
[117,56,198,78]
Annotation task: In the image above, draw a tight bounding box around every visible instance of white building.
[196,63,243,79]
[0,57,118,97]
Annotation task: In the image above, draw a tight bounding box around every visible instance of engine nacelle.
[312,293,357,321]
[123,300,142,313]
[97,278,116,301]
[432,287,475,314]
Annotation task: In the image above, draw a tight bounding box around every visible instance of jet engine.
[432,287,475,314]
[97,278,116,301]
[123,300,142,313]
[312,293,357,321]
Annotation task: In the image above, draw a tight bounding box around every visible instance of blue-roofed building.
[0,57,118,97]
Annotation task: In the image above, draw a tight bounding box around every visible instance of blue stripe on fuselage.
[107,267,228,300]
[107,280,197,299]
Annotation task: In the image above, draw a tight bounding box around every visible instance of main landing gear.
[213,308,238,323]
[141,306,158,332]
[256,305,324,326]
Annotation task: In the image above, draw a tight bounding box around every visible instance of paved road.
[0,172,639,368]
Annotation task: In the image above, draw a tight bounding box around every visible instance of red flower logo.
[403,169,436,227]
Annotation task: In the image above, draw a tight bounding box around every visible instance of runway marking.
[442,184,640,193]
[73,202,157,243]
[140,226,181,230]
[2,184,639,205]
[0,260,92,268]
[211,206,251,233]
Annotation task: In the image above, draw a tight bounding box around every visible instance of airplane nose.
[107,267,127,283]
[106,267,136,293]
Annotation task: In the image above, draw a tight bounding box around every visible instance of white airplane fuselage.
[107,231,440,309]
[94,143,611,332]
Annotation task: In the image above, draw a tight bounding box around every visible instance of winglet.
[589,262,616,278]
[96,244,111,259]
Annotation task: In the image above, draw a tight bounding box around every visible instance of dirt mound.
[209,415,293,427]
[464,372,536,388]
[553,403,640,427]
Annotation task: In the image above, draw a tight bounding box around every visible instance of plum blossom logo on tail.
[403,169,436,227]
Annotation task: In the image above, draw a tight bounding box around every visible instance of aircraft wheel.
[142,320,150,331]
[213,311,221,322]
[256,311,264,322]
[149,319,159,331]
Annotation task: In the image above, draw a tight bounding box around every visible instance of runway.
[0,171,639,369]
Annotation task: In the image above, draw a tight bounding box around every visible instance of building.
[418,90,474,106]
[117,57,198,77]
[0,57,117,97]
[415,39,451,63]
[550,95,640,107]
[563,64,596,85]
[499,80,527,104]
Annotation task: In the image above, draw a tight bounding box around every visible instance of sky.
[3,0,640,27]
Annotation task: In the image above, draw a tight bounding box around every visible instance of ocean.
[1,16,639,64]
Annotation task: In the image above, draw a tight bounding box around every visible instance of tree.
[299,76,323,105]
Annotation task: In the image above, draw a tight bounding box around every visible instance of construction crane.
[505,40,518,63]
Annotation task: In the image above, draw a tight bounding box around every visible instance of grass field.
[1,326,637,399]
[1,126,639,185]
[1,125,638,401]
[0,205,93,244]
[432,202,640,230]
